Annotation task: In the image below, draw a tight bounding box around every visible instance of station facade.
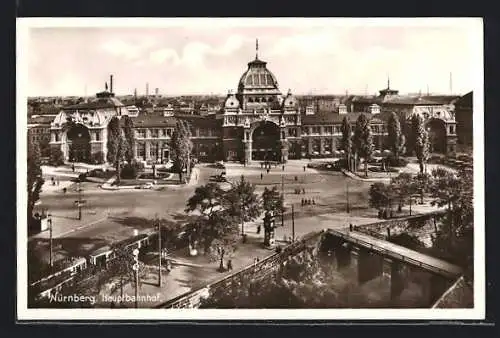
[32,44,460,165]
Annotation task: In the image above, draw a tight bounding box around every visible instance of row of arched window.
[247,97,274,103]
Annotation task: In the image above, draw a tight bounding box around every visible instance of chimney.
[110,74,114,94]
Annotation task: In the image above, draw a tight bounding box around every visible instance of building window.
[55,133,59,142]
[288,128,297,137]
[150,129,158,138]
[324,139,332,153]
[95,131,100,141]
[137,129,146,138]
[312,126,321,135]
[302,127,310,136]
[449,125,455,134]
[324,126,333,135]
[312,139,321,153]
[150,143,158,157]
[167,128,172,137]
[199,128,209,137]
[137,143,145,158]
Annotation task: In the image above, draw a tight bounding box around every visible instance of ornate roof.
[237,57,280,94]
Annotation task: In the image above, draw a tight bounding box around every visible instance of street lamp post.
[132,248,140,308]
[291,204,295,242]
[346,180,350,213]
[48,213,53,269]
[157,218,162,287]
[281,174,285,227]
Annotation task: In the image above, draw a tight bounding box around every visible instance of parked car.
[140,182,154,189]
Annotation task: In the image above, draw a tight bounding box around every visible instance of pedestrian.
[267,169,270,174]
[227,259,233,271]
[282,165,285,171]
[302,188,306,194]
[301,198,304,206]
[303,166,306,172]
[349,223,353,231]
[257,225,261,234]
[294,176,298,182]
[260,173,263,180]
[312,199,315,205]
[63,187,67,194]
[51,177,55,186]
[72,164,75,172]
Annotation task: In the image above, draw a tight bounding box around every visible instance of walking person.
[257,225,261,234]
[302,188,306,195]
[227,259,233,271]
[260,173,263,180]
[303,166,306,172]
[282,165,285,171]
[72,164,75,172]
[267,168,270,174]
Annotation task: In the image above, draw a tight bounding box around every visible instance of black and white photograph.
[17,18,484,320]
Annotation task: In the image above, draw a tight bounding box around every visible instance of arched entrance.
[251,121,281,161]
[426,118,447,154]
[67,124,91,162]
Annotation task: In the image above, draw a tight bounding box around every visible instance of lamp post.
[75,181,85,221]
[281,174,284,227]
[47,213,53,269]
[157,218,162,287]
[291,204,295,242]
[346,180,350,213]
[132,248,140,308]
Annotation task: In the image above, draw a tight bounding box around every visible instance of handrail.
[327,229,459,278]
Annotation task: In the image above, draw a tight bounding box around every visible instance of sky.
[22,18,482,97]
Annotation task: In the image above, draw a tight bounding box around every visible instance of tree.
[122,115,135,163]
[27,139,44,224]
[225,175,262,237]
[428,167,473,278]
[411,114,429,173]
[390,172,415,213]
[414,172,432,204]
[387,112,406,161]
[353,114,374,177]
[369,182,395,217]
[262,186,284,215]
[107,117,128,184]
[185,183,238,254]
[49,147,65,166]
[429,168,472,244]
[106,116,121,165]
[170,119,193,183]
[340,116,353,171]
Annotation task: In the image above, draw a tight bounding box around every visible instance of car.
[140,182,154,189]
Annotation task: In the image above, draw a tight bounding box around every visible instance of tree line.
[340,112,430,176]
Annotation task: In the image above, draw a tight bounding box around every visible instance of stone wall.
[156,231,324,309]
[354,211,446,245]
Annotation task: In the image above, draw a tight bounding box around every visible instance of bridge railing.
[327,229,460,278]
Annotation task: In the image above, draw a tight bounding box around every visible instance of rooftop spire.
[387,75,390,89]
[256,38,259,59]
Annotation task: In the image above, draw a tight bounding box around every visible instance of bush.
[386,156,409,167]
[91,151,105,164]
[49,148,64,166]
[120,161,143,179]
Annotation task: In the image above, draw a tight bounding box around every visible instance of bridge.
[321,228,463,305]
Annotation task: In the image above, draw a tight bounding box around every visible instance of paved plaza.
[30,159,444,307]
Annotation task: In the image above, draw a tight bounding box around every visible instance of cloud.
[25,23,481,96]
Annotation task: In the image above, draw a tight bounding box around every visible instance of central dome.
[237,58,280,93]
